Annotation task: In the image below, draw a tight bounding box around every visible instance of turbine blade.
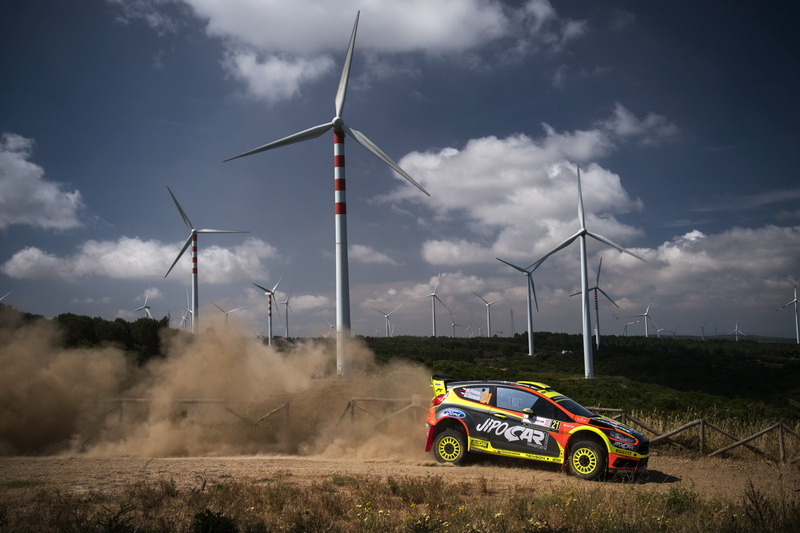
[496,257,526,273]
[253,282,271,294]
[211,301,225,313]
[596,256,603,285]
[165,234,193,278]
[272,273,285,293]
[197,229,248,234]
[472,290,489,304]
[528,232,582,270]
[224,122,334,162]
[531,277,539,312]
[388,304,403,315]
[585,231,647,262]
[343,125,430,196]
[168,187,194,230]
[335,11,360,118]
[597,288,620,308]
[577,164,586,230]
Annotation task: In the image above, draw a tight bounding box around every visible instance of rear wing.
[430,375,457,397]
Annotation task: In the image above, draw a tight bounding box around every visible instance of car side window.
[496,387,538,412]
[454,386,494,406]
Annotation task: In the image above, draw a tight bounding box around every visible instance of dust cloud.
[0,309,433,461]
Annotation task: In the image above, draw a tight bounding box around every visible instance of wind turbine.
[472,291,496,338]
[277,288,294,338]
[728,321,746,341]
[225,12,429,375]
[253,275,284,346]
[210,301,244,328]
[370,304,403,338]
[623,320,640,336]
[496,258,540,355]
[134,288,153,319]
[530,164,646,378]
[164,187,247,334]
[426,274,448,337]
[632,298,658,338]
[449,311,466,338]
[777,277,799,344]
[695,319,709,341]
[569,257,619,350]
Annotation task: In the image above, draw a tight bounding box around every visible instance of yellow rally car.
[424,376,649,480]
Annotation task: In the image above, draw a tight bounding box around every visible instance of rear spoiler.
[430,375,458,397]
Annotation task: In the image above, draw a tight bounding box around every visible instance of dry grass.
[2,470,799,532]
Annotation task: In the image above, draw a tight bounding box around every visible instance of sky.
[1,0,799,341]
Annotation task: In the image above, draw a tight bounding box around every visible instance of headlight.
[608,431,636,444]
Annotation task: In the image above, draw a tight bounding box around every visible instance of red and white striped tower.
[191,232,198,333]
[225,12,428,374]
[165,186,247,336]
[334,128,351,374]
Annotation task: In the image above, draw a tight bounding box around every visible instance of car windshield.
[554,397,597,418]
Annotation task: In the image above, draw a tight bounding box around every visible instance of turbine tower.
[496,258,539,355]
[164,187,247,333]
[530,164,646,378]
[426,274,448,337]
[370,304,403,337]
[253,275,284,346]
[472,291,496,338]
[570,257,619,349]
[225,12,429,375]
[777,277,799,344]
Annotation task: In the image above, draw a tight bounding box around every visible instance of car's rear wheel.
[433,429,467,465]
[568,440,606,480]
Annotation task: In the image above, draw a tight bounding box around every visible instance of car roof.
[446,379,554,393]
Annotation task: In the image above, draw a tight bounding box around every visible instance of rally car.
[424,376,649,480]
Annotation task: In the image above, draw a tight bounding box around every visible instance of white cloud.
[109,0,584,103]
[602,103,679,145]
[385,110,647,265]
[349,244,398,266]
[223,51,335,103]
[1,236,275,283]
[0,133,84,231]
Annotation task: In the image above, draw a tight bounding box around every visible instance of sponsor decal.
[613,441,636,451]
[613,448,634,457]
[470,438,489,449]
[523,415,562,432]
[441,409,466,419]
[475,419,549,450]
[459,388,492,404]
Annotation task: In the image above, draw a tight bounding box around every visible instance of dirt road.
[2,452,798,502]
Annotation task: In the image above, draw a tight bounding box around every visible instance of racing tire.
[568,440,607,480]
[433,429,467,465]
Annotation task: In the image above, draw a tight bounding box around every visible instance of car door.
[447,385,495,438]
[482,386,563,457]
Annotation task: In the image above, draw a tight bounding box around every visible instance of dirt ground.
[2,451,799,502]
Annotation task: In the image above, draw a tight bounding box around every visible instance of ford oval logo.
[441,409,466,419]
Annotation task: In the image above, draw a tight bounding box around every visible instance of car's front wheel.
[433,429,467,465]
[568,440,606,480]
